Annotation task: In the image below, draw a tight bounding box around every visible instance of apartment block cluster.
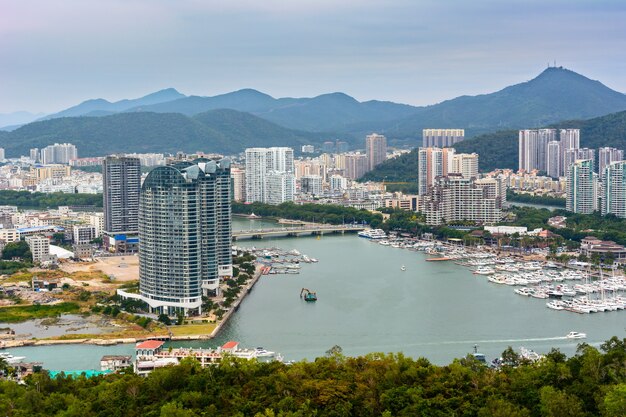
[416,129,505,226]
[518,128,624,179]
[518,128,626,217]
[483,169,567,198]
[0,204,105,265]
[238,134,390,208]
[0,143,103,194]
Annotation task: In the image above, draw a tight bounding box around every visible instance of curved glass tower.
[138,160,231,315]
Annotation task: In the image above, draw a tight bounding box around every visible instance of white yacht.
[546,301,565,310]
[254,347,276,357]
[400,265,406,271]
[358,229,387,239]
[473,267,495,275]
[0,352,26,364]
[566,331,587,339]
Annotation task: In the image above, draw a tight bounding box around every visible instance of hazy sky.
[2,0,626,113]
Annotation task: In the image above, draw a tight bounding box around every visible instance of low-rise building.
[580,237,626,261]
[25,235,50,263]
[100,355,132,372]
[72,224,96,245]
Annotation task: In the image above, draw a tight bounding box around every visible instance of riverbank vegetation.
[510,207,626,246]
[0,302,80,323]
[1,337,626,416]
[0,190,102,209]
[506,190,566,207]
[233,201,384,228]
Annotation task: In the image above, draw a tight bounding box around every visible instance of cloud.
[0,0,625,112]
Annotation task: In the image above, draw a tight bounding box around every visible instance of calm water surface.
[8,217,626,370]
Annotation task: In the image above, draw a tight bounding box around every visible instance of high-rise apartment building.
[417,147,455,195]
[598,147,624,177]
[564,148,595,175]
[566,159,598,214]
[300,175,323,195]
[450,153,478,180]
[518,129,556,172]
[137,159,232,315]
[342,153,369,180]
[103,156,141,234]
[546,141,561,178]
[0,148,5,161]
[365,133,387,171]
[230,167,246,202]
[30,148,39,162]
[559,129,580,176]
[41,143,78,164]
[330,175,348,191]
[421,175,502,226]
[602,161,626,218]
[422,129,464,148]
[266,171,296,204]
[245,147,294,204]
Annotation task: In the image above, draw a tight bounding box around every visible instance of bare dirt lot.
[60,255,139,283]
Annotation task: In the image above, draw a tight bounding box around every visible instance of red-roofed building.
[221,341,239,352]
[136,340,165,356]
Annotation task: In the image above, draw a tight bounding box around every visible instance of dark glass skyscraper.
[103,156,141,234]
[138,159,231,315]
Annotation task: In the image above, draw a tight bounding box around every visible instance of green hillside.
[367,67,626,141]
[0,109,335,157]
[1,339,626,416]
[363,110,626,183]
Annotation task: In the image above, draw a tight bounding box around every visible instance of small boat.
[255,347,275,357]
[0,352,26,364]
[566,331,587,339]
[471,345,487,364]
[400,265,406,271]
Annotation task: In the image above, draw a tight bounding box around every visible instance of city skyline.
[3,1,626,113]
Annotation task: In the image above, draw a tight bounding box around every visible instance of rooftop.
[222,341,239,350]
[136,340,165,350]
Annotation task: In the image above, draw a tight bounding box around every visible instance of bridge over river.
[232,224,367,240]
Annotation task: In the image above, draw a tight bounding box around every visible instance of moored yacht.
[473,267,495,275]
[358,229,387,239]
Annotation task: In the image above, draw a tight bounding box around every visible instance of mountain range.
[2,66,626,156]
[0,110,326,157]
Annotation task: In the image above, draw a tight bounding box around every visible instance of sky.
[2,0,626,114]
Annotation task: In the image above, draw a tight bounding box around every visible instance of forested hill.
[363,109,626,182]
[2,338,626,416]
[0,109,337,157]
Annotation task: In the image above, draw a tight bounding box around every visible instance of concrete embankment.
[1,337,138,348]
[209,265,264,338]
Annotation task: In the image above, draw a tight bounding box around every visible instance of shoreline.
[0,263,266,349]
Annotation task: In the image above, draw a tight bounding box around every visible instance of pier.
[232,224,366,240]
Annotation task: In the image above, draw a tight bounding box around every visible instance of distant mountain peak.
[140,88,185,100]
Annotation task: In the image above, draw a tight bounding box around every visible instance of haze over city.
[2,0,626,113]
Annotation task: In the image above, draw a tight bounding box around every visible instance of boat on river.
[566,331,587,339]
[358,229,387,239]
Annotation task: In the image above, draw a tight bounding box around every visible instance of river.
[6,217,626,370]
